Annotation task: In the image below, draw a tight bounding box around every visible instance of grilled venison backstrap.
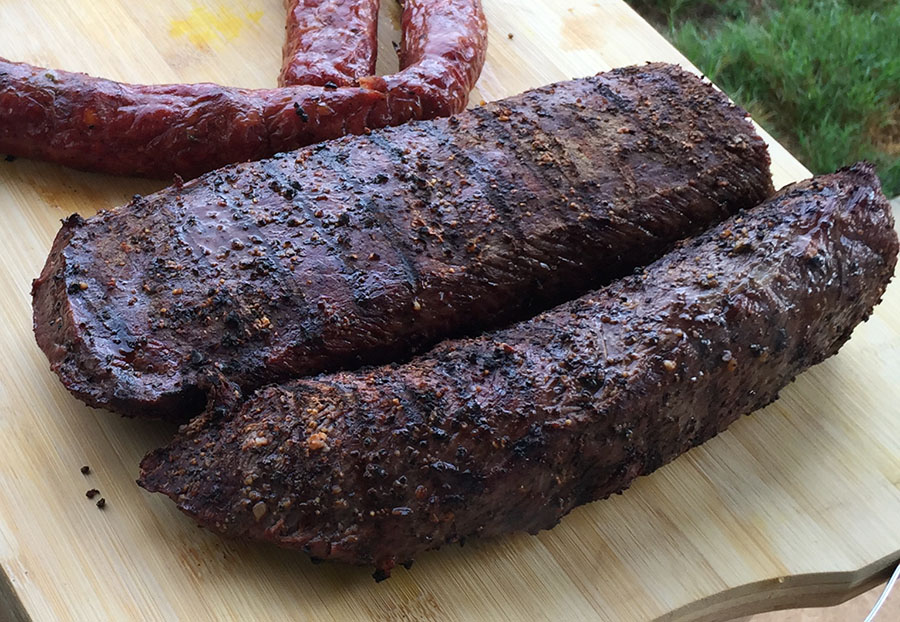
[139,164,898,578]
[32,63,772,421]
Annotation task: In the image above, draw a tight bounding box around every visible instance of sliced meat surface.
[33,64,773,420]
[139,163,898,577]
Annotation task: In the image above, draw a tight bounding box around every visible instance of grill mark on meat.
[585,110,696,238]
[469,86,670,263]
[517,106,602,191]
[138,164,898,576]
[183,174,324,365]
[33,64,775,420]
[364,132,429,288]
[196,176,316,358]
[462,108,602,279]
[222,208,323,382]
[367,129,439,228]
[261,158,361,297]
[468,106,577,199]
[575,95,680,244]
[355,195,422,294]
[473,89,685,275]
[413,119,532,274]
[294,141,421,300]
[158,200,244,374]
[527,80,643,191]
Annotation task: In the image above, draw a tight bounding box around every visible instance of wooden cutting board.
[0,1,897,620]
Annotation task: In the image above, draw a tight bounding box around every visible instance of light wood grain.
[0,1,898,621]
[733,571,900,621]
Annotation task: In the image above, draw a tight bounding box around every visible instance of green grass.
[628,0,754,26]
[627,0,900,195]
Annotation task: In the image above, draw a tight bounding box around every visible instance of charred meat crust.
[33,63,773,420]
[139,163,898,577]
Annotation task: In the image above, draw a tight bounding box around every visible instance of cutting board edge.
[3,549,896,622]
[0,566,31,622]
[658,553,900,622]
[2,1,898,620]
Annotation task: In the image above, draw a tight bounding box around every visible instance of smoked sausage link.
[0,0,487,178]
[279,0,381,87]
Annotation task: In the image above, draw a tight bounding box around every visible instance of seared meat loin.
[33,63,772,420]
[140,164,897,577]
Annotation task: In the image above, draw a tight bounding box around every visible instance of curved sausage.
[0,59,387,178]
[278,0,380,87]
[0,0,486,179]
[360,0,488,119]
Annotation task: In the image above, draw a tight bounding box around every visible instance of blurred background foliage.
[626,0,900,195]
